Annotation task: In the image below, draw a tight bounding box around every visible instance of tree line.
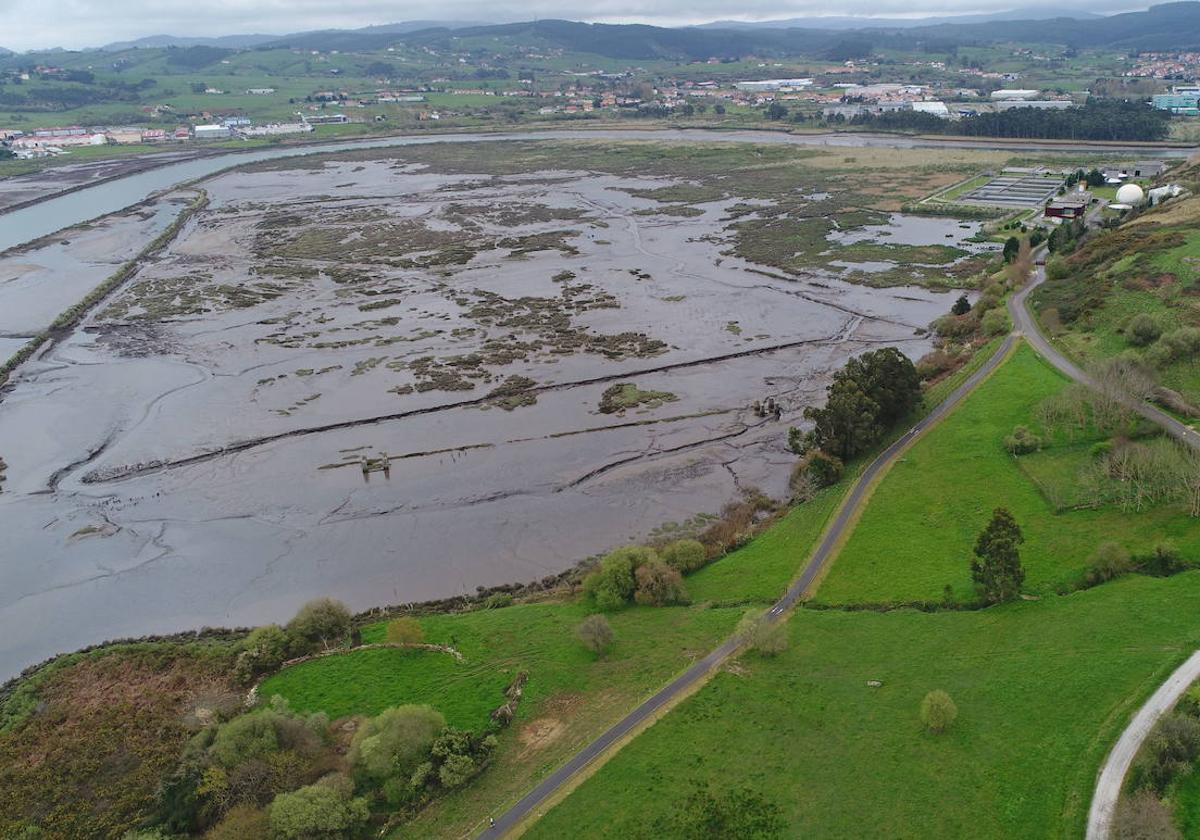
[849,100,1171,142]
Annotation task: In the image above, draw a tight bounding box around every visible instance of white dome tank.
[1116,183,1145,205]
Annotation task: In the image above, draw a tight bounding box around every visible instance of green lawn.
[530,572,1200,840]
[816,343,1200,605]
[257,647,510,728]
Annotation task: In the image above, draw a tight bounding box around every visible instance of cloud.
[0,0,1143,51]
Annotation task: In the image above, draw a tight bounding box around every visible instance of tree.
[654,783,785,838]
[1134,714,1200,792]
[1002,236,1020,263]
[793,449,844,489]
[233,623,292,684]
[286,598,351,652]
[920,690,958,734]
[660,539,707,574]
[268,776,369,840]
[804,380,880,462]
[385,617,424,646]
[970,508,1025,604]
[736,610,788,657]
[583,545,656,611]
[764,102,788,120]
[951,295,971,316]
[634,560,689,605]
[350,705,445,782]
[713,103,726,115]
[577,614,614,657]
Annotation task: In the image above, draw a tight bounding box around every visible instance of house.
[193,124,232,140]
[306,113,349,125]
[1132,160,1168,178]
[1151,93,1199,115]
[245,88,276,95]
[1044,194,1090,220]
[990,89,1039,101]
[911,101,950,118]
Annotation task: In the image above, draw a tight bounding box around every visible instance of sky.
[0,0,1148,52]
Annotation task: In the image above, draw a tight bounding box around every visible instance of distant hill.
[262,4,1200,59]
[697,8,1104,29]
[0,47,12,57]
[100,34,279,51]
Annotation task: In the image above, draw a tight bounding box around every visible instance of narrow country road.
[1085,651,1200,840]
[479,244,1200,839]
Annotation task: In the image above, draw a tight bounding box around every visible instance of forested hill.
[256,3,1200,59]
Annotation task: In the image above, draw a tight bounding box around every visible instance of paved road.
[476,335,1020,838]
[1011,257,1200,452]
[1086,651,1200,840]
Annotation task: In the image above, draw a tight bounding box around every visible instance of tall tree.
[971,507,1025,604]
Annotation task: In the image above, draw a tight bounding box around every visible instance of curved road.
[479,249,1200,838]
[1086,651,1200,840]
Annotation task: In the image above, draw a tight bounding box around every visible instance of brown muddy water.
[0,148,970,678]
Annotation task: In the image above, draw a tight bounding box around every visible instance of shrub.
[920,690,958,734]
[483,592,514,609]
[633,560,689,606]
[350,706,445,782]
[1133,543,1189,577]
[916,349,960,382]
[267,775,369,839]
[204,804,270,840]
[583,545,655,611]
[576,614,614,657]
[792,449,844,489]
[233,624,292,685]
[1112,789,1181,840]
[1133,714,1200,792]
[286,598,351,653]
[428,728,497,790]
[1004,425,1042,455]
[1127,313,1162,347]
[981,308,1010,337]
[659,539,708,574]
[1084,542,1132,587]
[1147,327,1200,368]
[950,294,971,316]
[736,610,788,657]
[385,617,424,646]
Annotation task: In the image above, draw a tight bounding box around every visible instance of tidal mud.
[0,146,972,677]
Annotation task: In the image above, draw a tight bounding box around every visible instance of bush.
[1147,327,1200,368]
[204,804,270,839]
[385,617,424,646]
[659,539,708,574]
[583,545,656,611]
[916,349,960,382]
[920,690,958,734]
[1133,543,1189,577]
[483,592,514,609]
[1133,714,1200,792]
[1113,789,1181,840]
[950,295,971,316]
[981,308,1010,337]
[633,560,689,606]
[233,624,292,685]
[1004,425,1042,455]
[350,706,445,782]
[792,449,844,489]
[286,599,351,653]
[1127,313,1163,348]
[1084,542,1132,587]
[577,614,614,657]
[268,775,369,840]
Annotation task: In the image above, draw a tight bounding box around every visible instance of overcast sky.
[0,0,1147,52]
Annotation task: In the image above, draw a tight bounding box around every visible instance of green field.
[529,572,1200,839]
[816,343,1200,606]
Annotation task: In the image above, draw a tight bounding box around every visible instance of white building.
[193,124,232,140]
[993,100,1074,111]
[735,78,813,92]
[990,89,1040,101]
[239,123,313,137]
[911,101,950,118]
